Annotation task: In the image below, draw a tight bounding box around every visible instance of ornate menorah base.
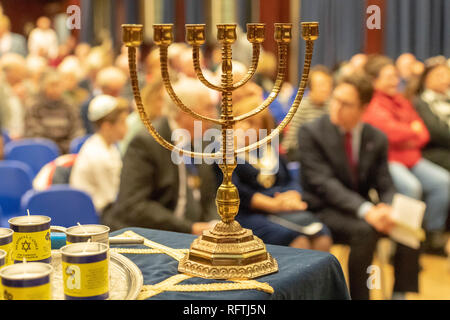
[178,221,278,279]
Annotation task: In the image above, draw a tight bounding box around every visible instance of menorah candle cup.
[0,262,53,300]
[122,24,143,47]
[153,24,173,45]
[0,228,13,266]
[301,22,319,41]
[274,23,292,43]
[186,24,206,45]
[9,216,51,263]
[61,242,109,300]
[247,23,265,43]
[217,24,237,44]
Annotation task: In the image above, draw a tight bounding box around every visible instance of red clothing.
[362,91,429,168]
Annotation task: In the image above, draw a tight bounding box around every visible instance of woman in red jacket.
[362,55,449,255]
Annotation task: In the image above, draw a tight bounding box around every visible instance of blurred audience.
[0,53,28,139]
[57,55,89,110]
[227,94,332,251]
[102,78,219,234]
[298,73,420,300]
[27,16,59,60]
[282,65,333,162]
[80,66,127,134]
[70,95,128,214]
[412,60,450,171]
[119,76,164,156]
[24,70,83,154]
[362,55,449,255]
[0,14,27,57]
[395,53,424,95]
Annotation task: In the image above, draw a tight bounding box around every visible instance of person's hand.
[410,120,423,133]
[273,191,308,213]
[191,222,212,235]
[364,204,395,234]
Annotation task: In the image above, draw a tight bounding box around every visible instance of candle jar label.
[0,242,13,266]
[62,258,109,299]
[12,230,51,263]
[0,262,53,300]
[0,228,13,266]
[61,242,109,300]
[2,282,52,300]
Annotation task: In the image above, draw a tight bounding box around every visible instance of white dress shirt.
[70,134,122,213]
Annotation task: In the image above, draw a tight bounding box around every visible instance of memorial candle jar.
[9,216,52,263]
[65,225,110,246]
[0,228,13,265]
[0,262,53,300]
[61,242,109,300]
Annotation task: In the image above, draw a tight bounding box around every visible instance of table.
[109,227,350,300]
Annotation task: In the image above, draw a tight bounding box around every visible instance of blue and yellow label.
[62,257,109,300]
[2,277,51,300]
[12,230,51,263]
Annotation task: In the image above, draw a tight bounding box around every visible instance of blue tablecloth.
[110,227,350,300]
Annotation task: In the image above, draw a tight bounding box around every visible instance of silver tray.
[50,250,144,300]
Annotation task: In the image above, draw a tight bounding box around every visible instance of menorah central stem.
[215,41,240,224]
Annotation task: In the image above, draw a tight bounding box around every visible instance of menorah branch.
[235,40,315,155]
[233,42,288,122]
[127,45,221,160]
[231,43,261,90]
[192,46,223,92]
[158,45,224,125]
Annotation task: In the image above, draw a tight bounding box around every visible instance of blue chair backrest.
[1,130,11,146]
[21,185,99,227]
[0,160,34,218]
[69,135,92,154]
[4,138,60,177]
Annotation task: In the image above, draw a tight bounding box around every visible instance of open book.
[389,193,426,249]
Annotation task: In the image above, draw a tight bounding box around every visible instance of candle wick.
[77,222,89,235]
[27,209,30,216]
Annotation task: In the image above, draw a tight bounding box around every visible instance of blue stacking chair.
[4,138,60,177]
[0,160,34,227]
[20,185,99,228]
[69,135,92,154]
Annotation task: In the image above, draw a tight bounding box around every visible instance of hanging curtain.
[185,0,206,24]
[80,0,94,44]
[384,0,450,61]
[298,0,365,70]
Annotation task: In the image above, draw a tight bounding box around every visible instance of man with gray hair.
[102,78,220,235]
[80,66,128,134]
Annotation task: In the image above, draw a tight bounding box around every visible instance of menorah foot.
[178,221,278,279]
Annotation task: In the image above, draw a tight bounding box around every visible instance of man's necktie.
[344,131,358,188]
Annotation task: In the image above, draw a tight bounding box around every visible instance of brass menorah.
[122,21,318,279]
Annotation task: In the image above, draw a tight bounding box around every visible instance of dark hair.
[337,72,374,106]
[364,55,394,80]
[307,65,333,89]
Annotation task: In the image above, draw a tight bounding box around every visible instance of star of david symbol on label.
[22,240,32,252]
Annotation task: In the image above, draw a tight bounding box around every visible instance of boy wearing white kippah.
[70,94,129,214]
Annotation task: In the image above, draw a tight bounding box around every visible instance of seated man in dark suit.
[102,78,219,235]
[298,73,420,300]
